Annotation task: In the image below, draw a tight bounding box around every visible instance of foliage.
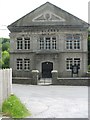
[0,38,10,68]
[2,94,30,118]
[1,51,10,68]
[2,42,10,52]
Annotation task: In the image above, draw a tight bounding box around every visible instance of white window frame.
[24,59,30,70]
[39,36,57,50]
[17,38,23,50]
[66,34,81,50]
[17,59,23,70]
[66,58,80,71]
[52,37,56,49]
[24,37,30,50]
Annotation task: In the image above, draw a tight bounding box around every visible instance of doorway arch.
[42,62,53,78]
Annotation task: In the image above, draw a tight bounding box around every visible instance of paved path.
[12,84,88,118]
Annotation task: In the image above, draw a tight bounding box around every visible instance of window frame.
[17,59,23,70]
[24,59,30,71]
[65,34,81,50]
[24,37,30,50]
[17,38,23,50]
[66,58,80,71]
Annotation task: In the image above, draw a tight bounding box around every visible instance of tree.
[2,51,10,68]
[2,42,10,52]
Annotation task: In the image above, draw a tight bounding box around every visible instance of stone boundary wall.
[0,69,12,108]
[57,78,89,86]
[52,70,89,86]
[12,77,32,84]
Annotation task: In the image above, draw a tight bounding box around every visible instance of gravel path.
[12,84,88,118]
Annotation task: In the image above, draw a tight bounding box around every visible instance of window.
[52,37,56,49]
[66,34,81,50]
[17,38,23,49]
[74,58,80,69]
[66,58,73,70]
[40,38,44,49]
[17,59,23,70]
[74,40,80,49]
[24,37,30,49]
[39,36,57,50]
[66,40,72,49]
[66,58,80,70]
[46,37,50,49]
[24,59,30,70]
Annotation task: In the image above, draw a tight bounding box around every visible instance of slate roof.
[8,2,89,32]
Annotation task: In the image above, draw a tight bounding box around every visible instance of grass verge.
[2,94,31,118]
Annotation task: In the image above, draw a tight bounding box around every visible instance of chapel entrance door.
[42,62,53,78]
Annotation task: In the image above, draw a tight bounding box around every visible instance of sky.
[0,0,89,38]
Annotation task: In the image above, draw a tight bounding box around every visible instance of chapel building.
[8,2,88,80]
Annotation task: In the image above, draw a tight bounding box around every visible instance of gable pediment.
[32,11,65,22]
[8,2,88,32]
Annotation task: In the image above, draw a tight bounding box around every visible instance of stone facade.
[8,2,89,81]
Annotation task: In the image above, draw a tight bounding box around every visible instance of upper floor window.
[46,37,50,49]
[52,37,56,49]
[17,37,30,50]
[39,36,57,50]
[17,38,23,50]
[66,40,72,49]
[24,37,30,49]
[17,59,23,70]
[66,34,81,50]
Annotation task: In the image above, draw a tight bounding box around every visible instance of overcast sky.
[0,0,89,38]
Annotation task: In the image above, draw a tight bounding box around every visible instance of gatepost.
[32,70,39,85]
[51,70,58,85]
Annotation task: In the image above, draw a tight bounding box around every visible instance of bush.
[2,94,31,118]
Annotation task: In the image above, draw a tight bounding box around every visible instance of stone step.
[38,78,52,85]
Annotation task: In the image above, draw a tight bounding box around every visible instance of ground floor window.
[66,58,80,70]
[17,58,30,70]
[17,59,23,70]
[24,59,30,70]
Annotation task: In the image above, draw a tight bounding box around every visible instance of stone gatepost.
[32,70,39,85]
[51,70,58,85]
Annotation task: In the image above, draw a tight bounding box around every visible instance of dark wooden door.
[42,62,53,78]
